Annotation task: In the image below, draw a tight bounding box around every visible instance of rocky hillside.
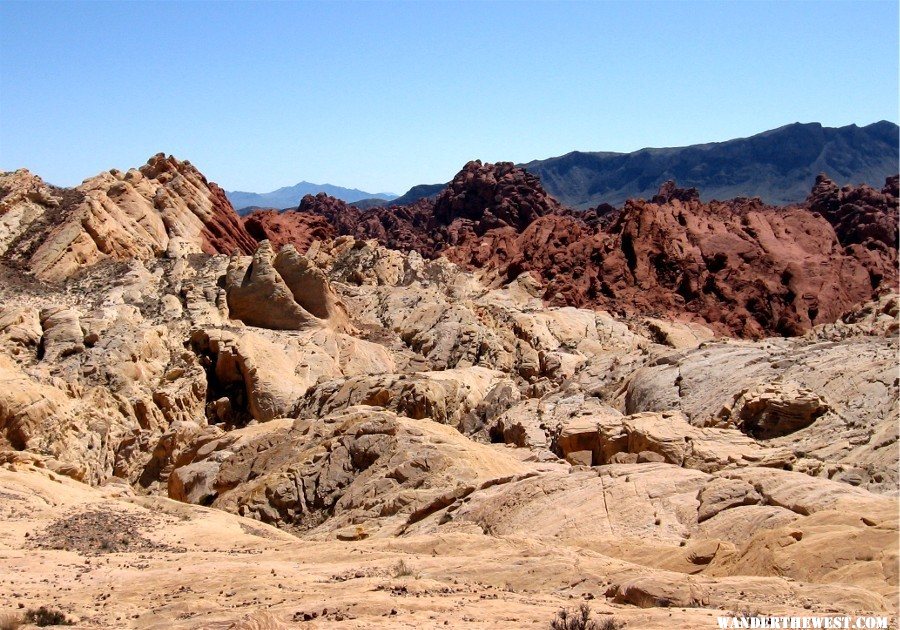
[0,154,255,281]
[523,121,900,207]
[243,160,899,338]
[0,154,896,627]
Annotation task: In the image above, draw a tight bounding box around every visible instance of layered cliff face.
[0,154,255,281]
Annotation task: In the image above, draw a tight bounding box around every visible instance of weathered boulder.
[697,477,763,522]
[225,241,349,331]
[39,307,85,361]
[612,576,709,608]
[295,367,511,429]
[273,244,349,329]
[730,381,829,439]
[207,407,530,535]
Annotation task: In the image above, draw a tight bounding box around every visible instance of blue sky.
[1,1,897,194]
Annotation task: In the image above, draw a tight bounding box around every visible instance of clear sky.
[1,1,897,195]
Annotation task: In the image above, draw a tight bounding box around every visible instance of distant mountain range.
[227,121,898,213]
[330,184,447,210]
[389,183,446,206]
[226,182,397,214]
[522,121,899,208]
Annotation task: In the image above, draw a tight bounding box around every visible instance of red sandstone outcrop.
[244,193,441,256]
[807,174,898,250]
[140,154,257,256]
[240,160,563,259]
[432,160,560,231]
[596,191,892,336]
[651,179,701,204]
[237,163,898,338]
[297,193,441,255]
[805,174,899,290]
[443,187,895,337]
[243,208,336,253]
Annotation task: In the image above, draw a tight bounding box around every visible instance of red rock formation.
[652,180,700,204]
[139,154,257,256]
[433,160,560,231]
[297,193,362,234]
[201,182,258,255]
[806,174,898,249]
[443,180,897,337]
[243,209,336,254]
[598,193,887,336]
[234,162,897,339]
[296,194,441,256]
[352,199,440,256]
[244,161,562,257]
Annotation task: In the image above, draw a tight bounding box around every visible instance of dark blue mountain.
[521,121,899,208]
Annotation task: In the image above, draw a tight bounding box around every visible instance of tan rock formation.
[624,330,899,493]
[295,367,511,429]
[225,240,350,331]
[0,168,896,628]
[0,155,256,281]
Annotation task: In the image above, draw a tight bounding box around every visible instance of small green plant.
[550,603,622,630]
[24,607,73,627]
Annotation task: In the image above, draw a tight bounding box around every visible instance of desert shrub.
[392,559,416,578]
[550,603,623,630]
[23,607,73,627]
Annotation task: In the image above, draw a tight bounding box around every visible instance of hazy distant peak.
[226,182,397,214]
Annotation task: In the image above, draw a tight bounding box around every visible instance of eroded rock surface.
[225,240,350,331]
[0,157,896,629]
[0,155,256,281]
[232,162,899,338]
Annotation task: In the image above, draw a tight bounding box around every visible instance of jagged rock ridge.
[243,161,899,338]
[0,148,897,626]
[0,154,256,281]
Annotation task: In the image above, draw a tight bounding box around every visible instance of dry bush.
[392,559,416,578]
[550,604,623,630]
[24,607,73,627]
